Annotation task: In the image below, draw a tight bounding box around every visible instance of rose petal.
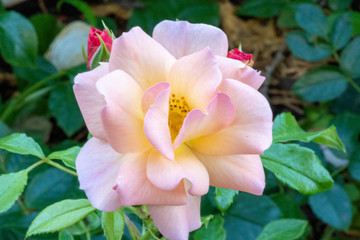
[76,137,122,211]
[114,151,187,206]
[168,48,222,111]
[216,56,265,90]
[146,145,209,196]
[96,70,151,153]
[189,79,273,155]
[153,20,228,59]
[73,63,108,140]
[148,181,201,240]
[192,151,265,195]
[109,27,175,90]
[174,93,235,148]
[143,85,174,160]
[142,82,170,113]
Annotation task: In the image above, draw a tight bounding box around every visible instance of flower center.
[168,93,190,141]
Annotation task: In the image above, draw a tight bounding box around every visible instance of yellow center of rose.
[168,93,190,141]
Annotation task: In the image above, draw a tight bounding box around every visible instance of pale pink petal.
[146,146,209,196]
[173,93,235,148]
[153,20,228,59]
[114,151,187,206]
[216,56,265,90]
[73,63,108,140]
[148,182,201,240]
[143,85,174,160]
[192,150,265,195]
[168,48,222,111]
[142,82,170,113]
[109,27,175,90]
[76,137,121,212]
[189,79,273,155]
[96,70,151,153]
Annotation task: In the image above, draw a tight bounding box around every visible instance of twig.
[261,39,287,98]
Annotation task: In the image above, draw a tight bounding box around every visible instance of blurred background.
[0,0,359,239]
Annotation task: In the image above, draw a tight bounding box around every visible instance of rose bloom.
[74,20,272,240]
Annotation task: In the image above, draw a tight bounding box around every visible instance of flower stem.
[46,159,78,177]
[1,71,66,122]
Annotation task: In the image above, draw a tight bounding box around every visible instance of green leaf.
[26,199,95,237]
[59,230,74,240]
[30,14,59,55]
[224,193,281,240]
[48,84,84,137]
[350,11,360,36]
[256,219,308,240]
[340,37,360,79]
[24,168,78,210]
[0,11,38,68]
[102,210,125,240]
[237,0,287,18]
[48,146,81,170]
[261,143,333,195]
[286,31,332,61]
[293,4,328,38]
[291,66,348,102]
[127,0,219,34]
[214,188,238,213]
[0,170,28,213]
[330,12,352,50]
[273,112,345,152]
[271,193,304,219]
[344,183,360,202]
[193,215,226,240]
[328,0,352,11]
[0,133,44,158]
[309,183,352,230]
[57,0,97,26]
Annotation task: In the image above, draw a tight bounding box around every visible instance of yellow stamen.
[168,93,190,141]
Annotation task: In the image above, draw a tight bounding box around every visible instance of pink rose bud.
[87,27,113,70]
[227,47,254,68]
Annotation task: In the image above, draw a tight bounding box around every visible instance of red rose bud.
[227,47,254,68]
[87,27,113,70]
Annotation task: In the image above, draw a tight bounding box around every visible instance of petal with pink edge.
[142,82,170,113]
[216,56,265,90]
[143,85,174,160]
[114,151,187,206]
[146,146,209,196]
[73,63,108,140]
[96,70,151,153]
[109,27,175,90]
[148,181,201,240]
[189,79,273,155]
[153,20,228,59]
[192,150,265,195]
[174,93,235,148]
[76,137,122,212]
[168,48,222,111]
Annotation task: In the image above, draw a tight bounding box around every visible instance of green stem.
[85,226,91,240]
[125,214,141,240]
[331,164,348,177]
[46,159,78,177]
[1,71,66,122]
[140,230,153,240]
[26,159,46,172]
[332,50,360,94]
[321,226,335,240]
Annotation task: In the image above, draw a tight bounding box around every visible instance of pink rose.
[74,20,272,240]
[87,27,113,70]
